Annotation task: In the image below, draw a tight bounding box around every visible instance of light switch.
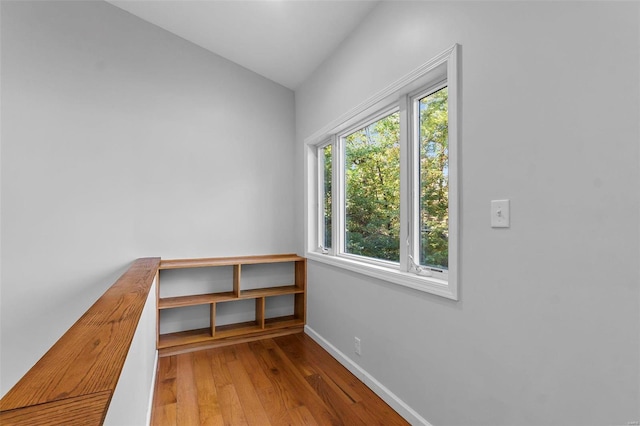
[491,199,510,228]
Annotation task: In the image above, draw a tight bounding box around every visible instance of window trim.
[304,44,460,300]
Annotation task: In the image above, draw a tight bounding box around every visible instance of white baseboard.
[146,350,159,426]
[304,325,432,426]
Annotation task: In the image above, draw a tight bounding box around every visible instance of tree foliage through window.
[344,112,401,262]
[419,87,448,269]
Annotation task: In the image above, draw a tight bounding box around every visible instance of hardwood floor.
[151,332,409,425]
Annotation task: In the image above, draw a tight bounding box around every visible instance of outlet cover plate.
[491,199,510,228]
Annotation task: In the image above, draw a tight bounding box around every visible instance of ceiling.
[106,0,379,90]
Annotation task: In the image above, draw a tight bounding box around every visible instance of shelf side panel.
[294,293,306,324]
[295,259,307,291]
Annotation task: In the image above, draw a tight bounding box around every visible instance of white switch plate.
[491,199,510,228]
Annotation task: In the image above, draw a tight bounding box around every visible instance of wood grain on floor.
[151,332,409,426]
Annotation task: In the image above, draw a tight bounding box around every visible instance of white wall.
[295,2,640,425]
[0,0,295,395]
[103,280,157,426]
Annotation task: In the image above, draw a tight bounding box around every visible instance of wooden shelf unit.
[157,254,306,354]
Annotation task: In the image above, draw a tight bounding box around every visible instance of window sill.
[305,251,458,300]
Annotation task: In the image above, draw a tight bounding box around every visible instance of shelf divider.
[256,297,265,329]
[233,264,241,297]
[210,303,216,338]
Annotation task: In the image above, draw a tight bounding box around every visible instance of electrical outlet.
[354,337,361,356]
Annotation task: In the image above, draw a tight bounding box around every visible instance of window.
[416,86,449,271]
[306,45,460,300]
[318,143,332,252]
[344,110,400,263]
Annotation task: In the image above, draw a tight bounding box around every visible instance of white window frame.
[408,81,450,280]
[304,44,460,300]
[317,139,334,254]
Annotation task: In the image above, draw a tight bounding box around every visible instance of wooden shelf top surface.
[215,321,264,339]
[240,285,303,298]
[159,285,303,309]
[159,291,236,309]
[264,315,304,329]
[0,257,161,419]
[159,254,304,270]
[158,328,212,349]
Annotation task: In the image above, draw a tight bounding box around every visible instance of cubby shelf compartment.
[157,254,306,355]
